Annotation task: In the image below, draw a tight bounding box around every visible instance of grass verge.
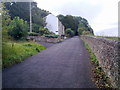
[2,41,46,68]
[96,36,120,41]
[82,40,113,88]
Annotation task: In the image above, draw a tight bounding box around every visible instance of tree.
[57,15,79,35]
[8,17,29,40]
[57,15,94,35]
[65,28,75,37]
[5,2,50,27]
[78,26,94,35]
[1,3,11,29]
[32,23,40,33]
[1,3,12,41]
[77,27,86,35]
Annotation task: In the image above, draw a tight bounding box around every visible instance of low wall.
[27,36,62,43]
[81,35,120,88]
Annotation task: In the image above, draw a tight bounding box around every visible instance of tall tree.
[57,15,94,35]
[57,15,79,35]
[1,3,11,40]
[1,3,11,28]
[5,2,50,27]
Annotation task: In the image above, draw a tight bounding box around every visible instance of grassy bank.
[96,36,120,41]
[82,40,112,88]
[2,41,46,68]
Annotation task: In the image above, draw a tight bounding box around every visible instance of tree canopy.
[57,15,94,35]
[3,1,94,38]
[5,2,50,27]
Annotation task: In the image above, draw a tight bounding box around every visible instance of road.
[3,36,96,88]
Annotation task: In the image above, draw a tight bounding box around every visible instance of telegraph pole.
[30,1,32,32]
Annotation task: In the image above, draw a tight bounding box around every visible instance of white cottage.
[45,14,65,36]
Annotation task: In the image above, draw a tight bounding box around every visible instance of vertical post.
[0,3,2,90]
[30,1,32,32]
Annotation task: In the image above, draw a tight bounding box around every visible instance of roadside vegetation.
[83,40,112,88]
[1,1,94,68]
[3,42,46,68]
[96,36,120,41]
[65,28,75,37]
[1,3,46,68]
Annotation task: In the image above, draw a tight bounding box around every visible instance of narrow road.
[3,36,96,88]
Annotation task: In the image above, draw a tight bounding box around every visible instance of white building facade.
[45,14,65,36]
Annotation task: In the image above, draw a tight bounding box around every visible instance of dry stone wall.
[81,35,120,88]
[27,36,62,43]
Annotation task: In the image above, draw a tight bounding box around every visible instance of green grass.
[2,41,46,68]
[84,43,99,65]
[96,36,120,41]
[44,34,59,38]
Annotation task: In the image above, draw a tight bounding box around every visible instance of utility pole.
[30,1,32,32]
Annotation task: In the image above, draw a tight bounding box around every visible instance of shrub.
[28,32,39,36]
[82,31,92,35]
[32,24,41,33]
[65,28,75,37]
[44,34,59,38]
[77,27,85,35]
[39,27,50,36]
[78,27,93,35]
[8,17,29,40]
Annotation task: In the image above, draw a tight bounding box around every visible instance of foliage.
[1,3,11,28]
[8,17,29,40]
[5,2,49,27]
[28,32,39,36]
[1,3,12,41]
[57,15,79,35]
[82,31,93,35]
[57,15,94,35]
[32,23,40,33]
[2,41,46,68]
[84,42,98,65]
[77,27,86,35]
[65,28,75,37]
[39,27,50,36]
[77,25,93,35]
[44,34,59,38]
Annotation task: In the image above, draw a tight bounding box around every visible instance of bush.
[78,27,93,35]
[44,34,59,38]
[65,28,75,37]
[82,31,92,35]
[8,17,29,40]
[28,32,39,36]
[77,27,85,35]
[32,24,41,33]
[39,27,50,36]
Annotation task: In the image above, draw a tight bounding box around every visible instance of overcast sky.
[35,0,119,36]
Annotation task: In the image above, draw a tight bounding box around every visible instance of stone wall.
[27,36,62,43]
[81,35,120,88]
